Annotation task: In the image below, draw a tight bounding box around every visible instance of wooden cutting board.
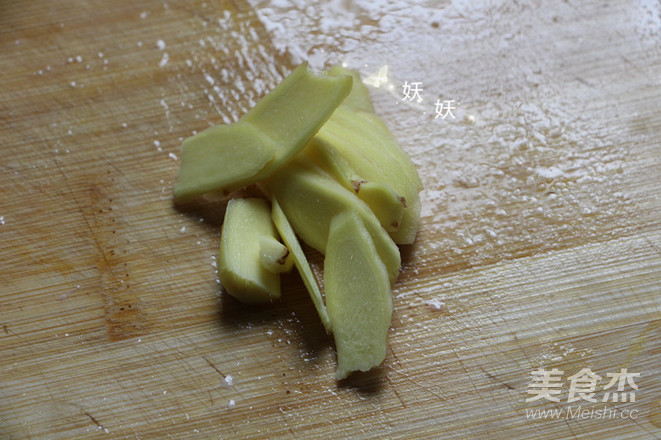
[1,1,660,438]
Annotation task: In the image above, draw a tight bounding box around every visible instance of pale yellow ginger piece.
[218,198,281,304]
[316,96,423,245]
[174,63,352,202]
[259,235,294,274]
[304,137,406,232]
[326,65,375,113]
[263,159,401,284]
[324,211,392,379]
[271,198,331,333]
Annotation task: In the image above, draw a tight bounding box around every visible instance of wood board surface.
[1,1,660,439]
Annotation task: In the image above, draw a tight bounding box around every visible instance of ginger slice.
[304,137,406,232]
[324,211,392,380]
[316,103,422,245]
[259,235,294,274]
[174,63,352,202]
[218,198,281,304]
[271,198,331,333]
[264,159,401,284]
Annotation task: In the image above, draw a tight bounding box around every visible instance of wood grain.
[1,1,660,439]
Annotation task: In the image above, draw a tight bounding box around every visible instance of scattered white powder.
[159,53,169,67]
[425,299,445,310]
[204,73,215,86]
[0,216,4,225]
[140,11,148,19]
[228,399,236,409]
[153,140,160,147]
[225,375,233,386]
[534,166,565,179]
[168,152,178,161]
[179,226,186,233]
[156,39,166,50]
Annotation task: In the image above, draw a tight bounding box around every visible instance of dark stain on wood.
[84,182,149,342]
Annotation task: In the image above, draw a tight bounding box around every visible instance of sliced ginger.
[259,235,294,274]
[174,63,423,379]
[263,159,401,284]
[316,105,422,244]
[218,198,281,304]
[271,198,331,333]
[174,63,352,202]
[326,65,375,113]
[324,211,392,379]
[304,137,406,232]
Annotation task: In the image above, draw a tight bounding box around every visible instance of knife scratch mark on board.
[84,411,105,432]
[202,355,229,380]
[384,372,407,408]
[386,366,447,402]
[644,237,661,256]
[387,347,447,402]
[481,368,515,391]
